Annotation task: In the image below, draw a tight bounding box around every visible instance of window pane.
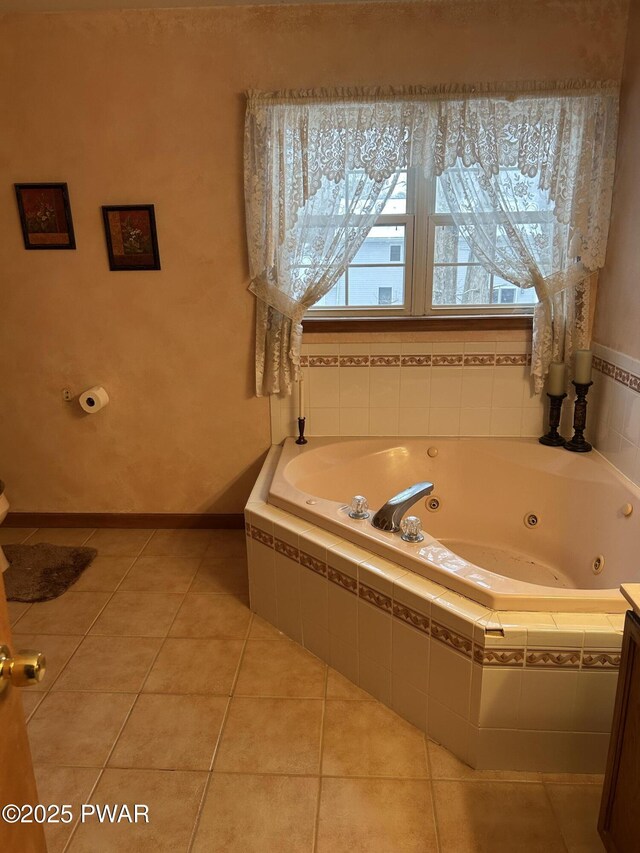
[434,225,474,264]
[381,172,407,214]
[348,266,404,307]
[432,264,491,306]
[314,274,346,308]
[352,225,405,265]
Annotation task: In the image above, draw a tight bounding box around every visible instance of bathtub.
[245,437,630,772]
[269,436,637,613]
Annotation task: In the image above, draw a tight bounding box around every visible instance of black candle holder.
[564,381,593,453]
[539,393,567,447]
[295,416,308,445]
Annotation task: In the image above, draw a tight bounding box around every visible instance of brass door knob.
[0,645,46,692]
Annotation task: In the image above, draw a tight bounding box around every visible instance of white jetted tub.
[269,436,637,613]
[246,437,633,772]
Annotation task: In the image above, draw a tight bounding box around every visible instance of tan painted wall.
[594,0,640,360]
[0,1,627,513]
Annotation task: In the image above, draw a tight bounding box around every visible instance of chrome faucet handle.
[349,495,370,520]
[401,516,424,543]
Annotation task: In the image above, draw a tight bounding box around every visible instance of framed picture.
[102,204,161,271]
[15,183,76,250]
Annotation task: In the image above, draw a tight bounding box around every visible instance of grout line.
[61,766,105,853]
[424,736,442,853]
[312,665,329,853]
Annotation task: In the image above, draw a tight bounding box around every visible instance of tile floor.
[2,526,605,852]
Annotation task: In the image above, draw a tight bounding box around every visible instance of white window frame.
[308,168,542,319]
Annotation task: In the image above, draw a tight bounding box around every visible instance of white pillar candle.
[574,349,593,384]
[547,361,566,396]
[298,378,305,419]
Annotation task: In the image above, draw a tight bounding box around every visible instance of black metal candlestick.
[564,381,593,452]
[295,416,308,445]
[539,393,567,447]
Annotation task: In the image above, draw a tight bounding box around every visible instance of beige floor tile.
[12,633,83,691]
[215,697,323,775]
[322,700,428,778]
[542,772,605,785]
[546,783,605,852]
[235,639,326,698]
[27,528,96,546]
[204,530,248,558]
[21,690,45,721]
[433,780,567,852]
[120,555,201,593]
[84,529,154,557]
[0,528,36,545]
[141,529,212,557]
[249,614,286,639]
[326,667,372,700]
[15,592,111,635]
[109,694,228,770]
[143,638,244,695]
[89,591,183,637]
[28,691,135,766]
[317,777,437,853]
[66,768,207,853]
[72,556,136,592]
[169,593,250,639]
[34,765,101,853]
[190,556,249,595]
[6,600,31,626]
[192,773,319,853]
[428,739,541,782]
[53,635,162,693]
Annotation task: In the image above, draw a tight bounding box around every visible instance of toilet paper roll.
[79,386,110,414]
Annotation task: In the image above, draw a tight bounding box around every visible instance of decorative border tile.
[327,565,358,595]
[340,355,370,367]
[249,525,274,548]
[247,521,622,672]
[392,601,430,635]
[594,355,640,395]
[474,647,524,667]
[299,351,532,369]
[400,354,432,367]
[582,650,621,670]
[299,550,327,576]
[431,620,473,657]
[525,649,581,669]
[432,354,463,367]
[359,582,393,613]
[495,353,529,366]
[464,354,496,367]
[274,538,299,561]
[370,355,401,367]
[308,355,339,367]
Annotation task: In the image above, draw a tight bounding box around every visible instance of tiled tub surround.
[246,448,624,773]
[269,340,544,443]
[591,342,640,487]
[269,435,637,612]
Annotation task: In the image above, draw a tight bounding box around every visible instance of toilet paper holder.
[79,386,110,414]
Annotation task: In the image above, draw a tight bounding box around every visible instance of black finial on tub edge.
[295,416,308,445]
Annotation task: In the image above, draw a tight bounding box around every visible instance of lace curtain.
[245,83,619,396]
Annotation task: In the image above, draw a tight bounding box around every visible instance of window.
[309,167,549,318]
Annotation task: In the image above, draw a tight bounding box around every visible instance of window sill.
[302,315,533,333]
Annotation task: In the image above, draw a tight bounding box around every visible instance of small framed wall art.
[102,204,161,271]
[15,183,76,250]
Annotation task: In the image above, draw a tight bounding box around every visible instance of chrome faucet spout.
[371,482,434,533]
